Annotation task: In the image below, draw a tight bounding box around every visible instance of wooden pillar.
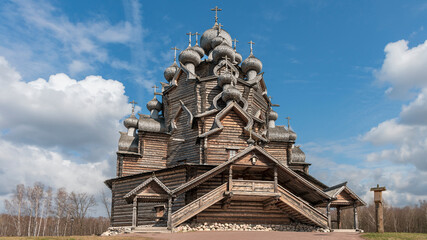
[336,207,341,229]
[273,166,278,193]
[228,165,233,191]
[370,185,386,233]
[132,197,138,228]
[353,202,359,230]
[167,197,173,230]
[326,202,331,228]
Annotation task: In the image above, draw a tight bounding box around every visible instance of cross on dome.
[211,6,222,23]
[129,100,138,114]
[152,85,159,95]
[186,32,192,47]
[222,55,231,72]
[171,47,180,62]
[192,32,200,45]
[285,116,291,129]
[233,38,239,50]
[248,41,255,54]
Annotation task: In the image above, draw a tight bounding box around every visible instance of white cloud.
[69,60,94,75]
[0,56,133,215]
[375,39,427,97]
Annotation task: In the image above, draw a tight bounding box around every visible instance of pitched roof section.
[123,176,172,200]
[172,145,330,202]
[324,182,366,206]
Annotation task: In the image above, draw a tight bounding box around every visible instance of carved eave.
[197,101,267,142]
[179,61,201,81]
[123,176,172,203]
[170,100,195,133]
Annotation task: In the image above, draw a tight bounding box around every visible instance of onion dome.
[191,45,205,58]
[222,86,242,103]
[291,146,306,162]
[288,128,297,141]
[200,24,232,54]
[163,61,179,82]
[212,41,235,63]
[217,72,237,88]
[241,53,262,74]
[268,110,278,121]
[146,97,162,112]
[123,113,138,129]
[178,47,201,66]
[211,36,227,49]
[234,51,242,64]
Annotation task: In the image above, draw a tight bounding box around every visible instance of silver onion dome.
[222,85,242,103]
[211,36,227,49]
[241,53,262,74]
[146,97,162,112]
[163,61,179,82]
[217,72,236,88]
[268,110,278,121]
[178,47,201,66]
[288,129,297,141]
[234,51,242,64]
[191,45,205,58]
[123,113,138,129]
[200,24,232,54]
[212,42,235,63]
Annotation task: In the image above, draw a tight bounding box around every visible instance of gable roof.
[123,176,172,201]
[324,182,366,206]
[172,145,330,202]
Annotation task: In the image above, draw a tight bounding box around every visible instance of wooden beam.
[274,166,278,193]
[132,197,137,228]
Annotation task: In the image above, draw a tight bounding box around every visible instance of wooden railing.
[171,183,227,227]
[231,180,275,193]
[278,186,328,228]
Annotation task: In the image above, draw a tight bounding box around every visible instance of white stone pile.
[175,222,329,232]
[101,227,132,236]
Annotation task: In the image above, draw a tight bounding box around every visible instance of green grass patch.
[362,232,427,240]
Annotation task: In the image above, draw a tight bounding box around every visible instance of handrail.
[171,183,227,227]
[278,185,326,217]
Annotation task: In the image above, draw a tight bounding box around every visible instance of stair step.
[332,229,358,233]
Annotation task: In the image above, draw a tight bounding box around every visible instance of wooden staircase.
[171,183,228,227]
[277,186,328,228]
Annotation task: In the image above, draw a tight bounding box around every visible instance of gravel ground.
[136,231,364,240]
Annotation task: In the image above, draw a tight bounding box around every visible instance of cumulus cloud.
[0,56,132,161]
[0,56,134,215]
[376,39,427,97]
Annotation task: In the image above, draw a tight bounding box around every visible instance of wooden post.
[353,202,359,230]
[326,202,331,228]
[132,197,138,228]
[273,166,278,193]
[336,206,341,229]
[167,197,173,230]
[370,185,386,233]
[228,165,233,191]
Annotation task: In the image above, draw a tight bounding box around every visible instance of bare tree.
[3,184,26,236]
[100,189,111,220]
[54,188,68,236]
[68,192,96,235]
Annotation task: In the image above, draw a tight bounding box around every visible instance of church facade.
[105,8,365,231]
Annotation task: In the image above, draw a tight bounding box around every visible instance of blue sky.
[1,0,427,216]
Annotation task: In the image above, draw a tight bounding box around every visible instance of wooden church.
[105,7,365,231]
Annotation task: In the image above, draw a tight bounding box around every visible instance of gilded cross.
[285,117,291,129]
[248,41,255,54]
[233,38,239,50]
[211,6,222,23]
[193,32,200,45]
[186,32,192,46]
[171,47,180,62]
[129,100,138,114]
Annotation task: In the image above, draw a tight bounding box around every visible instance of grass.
[0,236,152,240]
[362,232,427,240]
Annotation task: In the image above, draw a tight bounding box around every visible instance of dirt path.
[136,231,365,240]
